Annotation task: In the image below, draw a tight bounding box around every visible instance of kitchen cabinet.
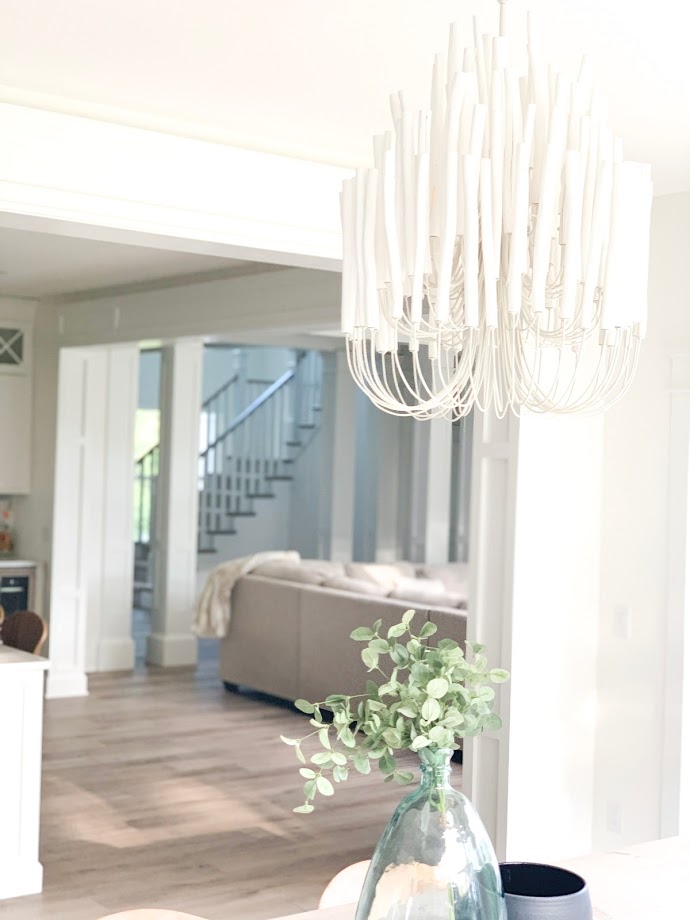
[0,321,32,494]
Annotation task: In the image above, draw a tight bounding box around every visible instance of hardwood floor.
[0,656,461,920]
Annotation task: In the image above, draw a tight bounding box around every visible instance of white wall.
[594,191,690,848]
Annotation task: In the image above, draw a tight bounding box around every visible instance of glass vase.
[355,748,506,920]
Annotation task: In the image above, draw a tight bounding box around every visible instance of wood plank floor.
[1,658,461,920]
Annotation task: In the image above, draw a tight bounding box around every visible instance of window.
[0,328,24,367]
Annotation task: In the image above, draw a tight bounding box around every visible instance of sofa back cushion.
[251,561,325,585]
[323,575,390,597]
[345,562,416,592]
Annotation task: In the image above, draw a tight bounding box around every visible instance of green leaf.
[373,618,383,633]
[339,727,357,748]
[331,751,348,766]
[397,705,417,718]
[311,751,333,765]
[352,753,371,774]
[429,725,453,746]
[316,776,334,796]
[366,680,379,697]
[369,638,391,654]
[395,771,415,784]
[325,694,349,705]
[489,668,510,683]
[383,728,402,747]
[295,745,306,764]
[426,677,449,699]
[421,698,441,722]
[280,735,298,746]
[319,727,331,749]
[470,642,487,654]
[387,623,407,639]
[390,643,410,666]
[378,682,396,698]
[437,638,459,650]
[333,764,349,783]
[293,804,315,814]
[419,621,438,639]
[312,706,323,723]
[379,752,396,774]
[410,735,431,750]
[402,610,415,626]
[304,779,317,799]
[294,699,315,714]
[361,648,379,670]
[483,713,503,731]
[299,768,316,779]
[350,627,374,641]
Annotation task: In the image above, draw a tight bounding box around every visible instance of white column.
[328,350,356,562]
[466,410,603,862]
[47,347,106,697]
[661,355,690,836]
[0,650,49,899]
[148,341,203,667]
[97,346,139,671]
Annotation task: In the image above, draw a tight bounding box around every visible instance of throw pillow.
[345,562,416,592]
[323,576,390,597]
[389,576,447,605]
[300,559,346,580]
[252,561,325,585]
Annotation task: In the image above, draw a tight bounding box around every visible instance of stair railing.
[197,351,322,551]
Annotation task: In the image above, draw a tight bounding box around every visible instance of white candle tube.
[447,21,462,90]
[435,77,466,323]
[490,68,504,262]
[340,178,357,334]
[401,109,416,281]
[411,150,430,323]
[429,53,446,238]
[507,139,531,315]
[580,156,612,329]
[528,40,548,202]
[470,103,487,157]
[363,168,380,329]
[560,150,583,320]
[463,152,480,326]
[636,171,653,337]
[382,146,404,318]
[473,16,488,105]
[532,119,566,312]
[354,168,368,328]
[503,68,522,234]
[480,158,498,327]
[376,296,392,353]
[373,134,390,289]
[580,107,600,277]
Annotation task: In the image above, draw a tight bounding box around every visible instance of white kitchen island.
[0,645,49,899]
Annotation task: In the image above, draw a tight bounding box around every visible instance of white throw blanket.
[192,550,300,638]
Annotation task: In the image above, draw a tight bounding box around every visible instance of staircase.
[133,350,323,606]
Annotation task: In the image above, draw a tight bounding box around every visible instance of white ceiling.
[0,226,257,299]
[1,0,688,196]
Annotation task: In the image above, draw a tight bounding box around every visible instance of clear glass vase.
[355,748,506,920]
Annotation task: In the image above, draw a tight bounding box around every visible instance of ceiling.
[1,0,688,196]
[0,226,263,299]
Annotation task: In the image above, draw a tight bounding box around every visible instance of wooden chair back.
[0,610,48,655]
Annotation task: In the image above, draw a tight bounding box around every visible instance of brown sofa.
[219,573,467,703]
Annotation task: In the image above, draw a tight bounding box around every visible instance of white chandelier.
[340,0,653,418]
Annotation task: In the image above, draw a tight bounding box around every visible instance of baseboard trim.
[146,632,198,667]
[97,637,136,672]
[0,858,43,899]
[45,669,89,699]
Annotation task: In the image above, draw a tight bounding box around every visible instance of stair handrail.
[200,367,295,457]
[202,372,240,410]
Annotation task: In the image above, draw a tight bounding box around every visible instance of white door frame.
[661,354,690,835]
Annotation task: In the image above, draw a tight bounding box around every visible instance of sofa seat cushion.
[345,562,416,592]
[251,561,325,585]
[323,575,390,597]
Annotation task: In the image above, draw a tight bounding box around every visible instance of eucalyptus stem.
[281,609,509,813]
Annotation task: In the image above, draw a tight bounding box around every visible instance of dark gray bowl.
[499,862,593,920]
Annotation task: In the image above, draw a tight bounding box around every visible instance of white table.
[273,837,689,920]
[0,645,49,900]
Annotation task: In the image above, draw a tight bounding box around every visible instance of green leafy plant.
[281,609,509,813]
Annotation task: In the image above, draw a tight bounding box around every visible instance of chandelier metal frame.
[340,0,653,419]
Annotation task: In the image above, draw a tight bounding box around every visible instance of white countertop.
[0,646,49,669]
[0,559,38,568]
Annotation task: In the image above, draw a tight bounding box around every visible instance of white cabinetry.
[0,309,34,495]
